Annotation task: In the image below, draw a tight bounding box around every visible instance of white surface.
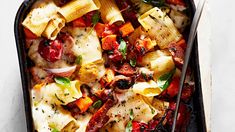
[0,0,26,132]
[210,0,235,132]
[0,0,233,132]
[196,0,212,131]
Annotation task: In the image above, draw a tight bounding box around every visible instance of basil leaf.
[157,68,176,90]
[52,128,60,132]
[54,77,71,86]
[118,39,127,59]
[92,100,103,108]
[92,12,100,25]
[130,59,136,67]
[125,121,133,132]
[75,55,82,65]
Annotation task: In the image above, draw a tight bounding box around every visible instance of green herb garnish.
[75,55,82,65]
[54,77,71,87]
[107,50,114,54]
[125,109,134,132]
[55,93,65,104]
[129,109,134,120]
[125,121,133,132]
[141,72,147,80]
[142,0,165,7]
[91,11,100,25]
[150,107,155,114]
[130,59,136,67]
[92,100,103,108]
[64,93,70,96]
[51,128,59,132]
[118,39,127,59]
[157,68,176,90]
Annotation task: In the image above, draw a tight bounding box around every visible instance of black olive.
[116,79,131,89]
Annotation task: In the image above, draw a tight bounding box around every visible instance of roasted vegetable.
[75,96,93,113]
[78,63,99,83]
[119,22,135,37]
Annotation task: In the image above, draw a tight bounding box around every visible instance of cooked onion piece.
[45,65,76,77]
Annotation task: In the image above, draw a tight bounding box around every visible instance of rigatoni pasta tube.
[58,0,101,22]
[42,14,65,40]
[22,1,59,37]
[99,0,124,25]
[132,80,162,97]
[138,7,182,49]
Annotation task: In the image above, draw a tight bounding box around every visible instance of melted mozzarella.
[67,27,102,65]
[32,102,76,131]
[102,90,158,131]
[32,81,83,106]
[75,114,92,132]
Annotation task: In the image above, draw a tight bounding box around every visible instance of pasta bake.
[21,0,194,131]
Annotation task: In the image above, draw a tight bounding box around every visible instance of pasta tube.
[58,0,101,22]
[32,101,78,131]
[32,80,83,106]
[138,50,175,80]
[138,7,182,49]
[102,91,158,131]
[42,14,65,40]
[99,0,125,25]
[22,1,59,37]
[132,80,162,97]
[61,121,79,132]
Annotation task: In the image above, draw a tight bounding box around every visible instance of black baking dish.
[14,0,207,131]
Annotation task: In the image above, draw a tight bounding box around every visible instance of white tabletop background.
[0,0,233,131]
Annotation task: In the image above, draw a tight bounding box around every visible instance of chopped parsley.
[91,11,100,25]
[75,55,82,65]
[125,109,134,132]
[130,59,136,67]
[55,94,65,104]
